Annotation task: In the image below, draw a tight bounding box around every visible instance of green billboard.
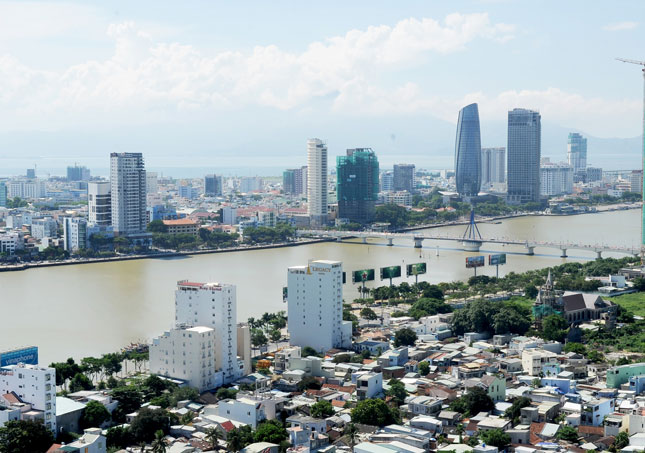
[380,265,402,280]
[406,262,427,277]
[489,254,507,266]
[352,269,375,283]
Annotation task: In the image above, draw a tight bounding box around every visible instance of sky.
[0,0,644,176]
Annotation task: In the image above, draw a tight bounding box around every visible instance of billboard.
[406,262,427,277]
[380,265,402,280]
[352,269,375,283]
[489,254,507,266]
[465,256,485,268]
[0,346,38,367]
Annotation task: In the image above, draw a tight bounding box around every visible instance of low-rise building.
[162,218,199,236]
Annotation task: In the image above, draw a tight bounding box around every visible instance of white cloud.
[602,21,638,31]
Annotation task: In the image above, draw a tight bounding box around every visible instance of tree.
[269,329,282,342]
[50,357,82,390]
[70,372,94,392]
[541,314,568,342]
[311,400,334,418]
[216,387,238,400]
[360,307,378,320]
[297,376,322,392]
[408,297,451,320]
[0,420,54,453]
[345,423,358,449]
[254,420,288,444]
[227,425,254,452]
[480,428,511,449]
[302,346,320,357]
[351,399,400,426]
[504,397,532,421]
[449,387,495,417]
[147,220,168,233]
[524,285,538,299]
[251,329,268,348]
[80,400,110,429]
[557,425,579,443]
[205,427,221,450]
[151,430,167,453]
[386,379,408,405]
[587,350,605,363]
[106,426,134,449]
[130,407,171,443]
[394,327,417,347]
[612,431,630,451]
[418,361,430,376]
[111,386,143,422]
[563,342,587,355]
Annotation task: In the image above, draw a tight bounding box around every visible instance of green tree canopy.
[449,387,495,417]
[418,361,430,376]
[311,400,334,418]
[0,420,54,453]
[394,327,417,347]
[541,314,568,342]
[556,425,579,443]
[386,379,408,405]
[480,428,511,448]
[350,399,400,426]
[254,420,288,444]
[80,400,111,429]
[130,407,172,443]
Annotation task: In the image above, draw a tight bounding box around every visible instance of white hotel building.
[151,281,242,386]
[0,364,56,432]
[287,260,352,353]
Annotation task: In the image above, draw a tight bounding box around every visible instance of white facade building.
[110,152,147,236]
[540,163,573,196]
[216,397,266,428]
[7,180,47,199]
[65,428,107,453]
[62,217,88,252]
[146,171,158,194]
[30,218,57,240]
[0,232,23,255]
[307,138,328,227]
[481,147,506,186]
[0,364,56,432]
[150,326,219,392]
[287,260,352,353]
[174,281,240,384]
[240,177,263,193]
[88,181,111,226]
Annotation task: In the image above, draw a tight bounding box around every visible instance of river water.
[0,209,639,364]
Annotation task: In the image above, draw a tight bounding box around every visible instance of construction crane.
[616,57,645,259]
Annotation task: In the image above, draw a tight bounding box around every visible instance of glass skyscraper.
[337,148,379,224]
[507,108,541,204]
[567,132,587,175]
[454,103,482,197]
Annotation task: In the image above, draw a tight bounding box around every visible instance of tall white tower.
[110,152,147,236]
[307,138,328,227]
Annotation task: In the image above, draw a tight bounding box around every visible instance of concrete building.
[355,372,383,401]
[67,165,90,182]
[110,152,148,239]
[0,182,7,207]
[287,260,352,353]
[507,108,541,203]
[31,218,57,240]
[522,349,558,376]
[88,181,111,226]
[149,326,218,392]
[162,218,199,236]
[174,280,240,384]
[455,103,482,197]
[177,183,197,200]
[481,147,506,186]
[146,171,158,194]
[221,207,237,225]
[7,180,47,199]
[216,397,266,429]
[380,171,394,192]
[393,164,415,193]
[62,217,88,252]
[630,170,643,194]
[382,191,412,206]
[57,427,107,453]
[336,148,379,224]
[237,325,252,376]
[607,363,645,388]
[204,174,223,197]
[540,162,573,196]
[567,132,587,175]
[587,167,603,182]
[0,232,23,255]
[283,167,307,196]
[240,177,263,193]
[307,138,328,226]
[0,363,56,432]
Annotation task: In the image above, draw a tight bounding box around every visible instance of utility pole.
[616,57,645,261]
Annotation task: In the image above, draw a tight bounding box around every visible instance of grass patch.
[608,292,645,317]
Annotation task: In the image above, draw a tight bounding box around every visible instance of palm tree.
[346,422,358,449]
[151,430,167,453]
[456,423,465,444]
[205,427,221,450]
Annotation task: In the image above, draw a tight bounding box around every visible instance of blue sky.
[0,0,644,174]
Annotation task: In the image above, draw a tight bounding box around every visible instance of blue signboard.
[0,347,39,367]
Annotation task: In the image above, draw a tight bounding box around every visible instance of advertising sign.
[352,269,375,283]
[465,256,485,268]
[380,265,402,280]
[0,346,38,367]
[489,254,507,266]
[406,262,427,277]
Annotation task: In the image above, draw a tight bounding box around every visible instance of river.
[0,209,639,364]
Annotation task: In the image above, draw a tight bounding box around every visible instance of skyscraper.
[307,138,328,226]
[540,162,573,196]
[337,148,379,224]
[393,164,415,192]
[67,165,90,181]
[380,171,393,192]
[0,182,7,207]
[567,132,587,175]
[110,152,148,238]
[481,147,506,186]
[283,166,307,195]
[204,174,222,197]
[287,260,352,353]
[507,108,541,204]
[454,103,482,197]
[88,181,111,226]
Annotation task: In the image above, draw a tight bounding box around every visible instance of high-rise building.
[66,165,90,182]
[31,218,57,239]
[631,170,643,194]
[540,163,573,196]
[336,148,379,224]
[393,164,415,192]
[177,183,197,199]
[146,172,158,194]
[110,152,147,236]
[26,169,35,179]
[62,217,87,251]
[507,108,541,204]
[287,260,352,353]
[0,182,6,207]
[0,363,56,432]
[307,139,328,226]
[283,167,307,195]
[88,181,111,226]
[239,177,263,193]
[567,133,588,175]
[586,167,603,183]
[294,166,307,195]
[455,103,482,197]
[150,326,217,392]
[7,180,46,199]
[174,280,240,384]
[380,171,393,192]
[481,147,506,186]
[204,174,223,197]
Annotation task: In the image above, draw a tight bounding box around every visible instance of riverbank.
[0,237,333,273]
